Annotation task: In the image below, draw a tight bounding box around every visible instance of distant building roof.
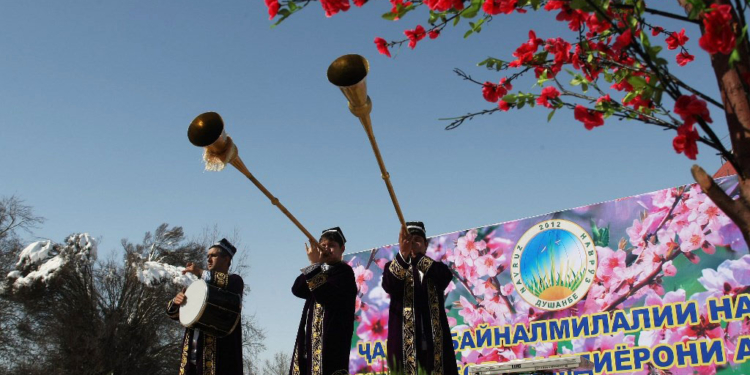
[713,162,737,178]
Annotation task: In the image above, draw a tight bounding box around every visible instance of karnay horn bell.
[327,54,407,228]
[188,112,321,249]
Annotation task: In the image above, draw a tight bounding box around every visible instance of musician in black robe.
[382,222,458,375]
[289,227,357,375]
[167,238,244,375]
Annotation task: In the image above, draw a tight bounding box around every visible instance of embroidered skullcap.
[212,238,237,258]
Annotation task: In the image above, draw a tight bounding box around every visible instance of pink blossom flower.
[457,229,487,259]
[447,315,457,326]
[596,246,626,281]
[652,188,678,208]
[686,192,731,240]
[626,218,647,247]
[486,236,513,260]
[694,255,750,300]
[501,282,514,296]
[457,296,489,326]
[356,307,389,342]
[628,211,667,253]
[579,283,607,314]
[678,222,706,253]
[475,254,501,277]
[353,265,374,294]
[717,222,747,251]
[481,295,510,317]
[662,260,676,276]
[472,278,497,299]
[375,258,388,270]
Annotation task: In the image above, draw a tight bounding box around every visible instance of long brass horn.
[327,54,406,228]
[188,112,321,249]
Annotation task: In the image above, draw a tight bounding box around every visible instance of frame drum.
[179,279,241,338]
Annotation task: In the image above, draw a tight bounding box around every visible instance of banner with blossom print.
[343,174,750,375]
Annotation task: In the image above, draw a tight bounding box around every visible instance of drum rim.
[227,306,241,336]
[179,279,209,327]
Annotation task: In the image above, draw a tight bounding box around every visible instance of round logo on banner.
[511,220,598,311]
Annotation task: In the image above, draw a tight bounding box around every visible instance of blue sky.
[1,0,728,366]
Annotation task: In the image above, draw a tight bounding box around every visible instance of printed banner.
[343,174,750,375]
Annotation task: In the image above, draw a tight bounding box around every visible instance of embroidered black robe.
[289,262,357,375]
[382,254,458,375]
[167,272,244,375]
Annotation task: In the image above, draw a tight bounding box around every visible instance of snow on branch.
[6,233,97,291]
[136,261,195,287]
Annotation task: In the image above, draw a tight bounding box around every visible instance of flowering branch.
[604,247,681,312]
[272,0,750,248]
[597,57,725,110]
[583,0,740,169]
[606,2,700,24]
[489,275,516,314]
[451,269,482,308]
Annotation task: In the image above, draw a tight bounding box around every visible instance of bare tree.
[0,196,44,373]
[262,351,291,375]
[2,223,266,375]
[0,196,44,239]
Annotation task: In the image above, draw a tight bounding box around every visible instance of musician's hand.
[182,262,203,278]
[399,225,414,260]
[306,242,321,264]
[173,292,186,305]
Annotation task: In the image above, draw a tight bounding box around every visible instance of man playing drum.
[289,227,357,375]
[167,238,244,375]
[382,222,458,375]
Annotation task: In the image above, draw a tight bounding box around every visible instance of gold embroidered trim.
[179,330,190,375]
[214,272,229,289]
[389,259,408,280]
[427,279,443,375]
[291,345,301,375]
[331,370,349,375]
[203,334,217,375]
[307,273,328,291]
[311,303,324,375]
[417,256,434,274]
[402,271,416,375]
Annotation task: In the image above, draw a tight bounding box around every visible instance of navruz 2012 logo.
[511,220,598,311]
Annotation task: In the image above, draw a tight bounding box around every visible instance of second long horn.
[327,54,406,228]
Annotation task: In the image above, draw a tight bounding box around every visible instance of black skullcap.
[212,238,237,258]
[406,221,426,239]
[321,227,347,245]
